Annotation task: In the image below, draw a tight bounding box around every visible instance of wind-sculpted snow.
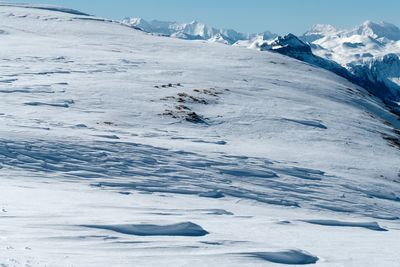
[81,222,209,236]
[282,118,328,129]
[242,250,319,265]
[0,138,313,208]
[301,219,387,231]
[0,137,399,219]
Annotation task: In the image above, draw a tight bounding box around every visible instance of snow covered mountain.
[1,4,400,267]
[348,21,400,41]
[301,24,340,43]
[250,33,353,81]
[122,17,277,44]
[301,21,400,112]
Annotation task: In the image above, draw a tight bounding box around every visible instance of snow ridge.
[0,3,91,16]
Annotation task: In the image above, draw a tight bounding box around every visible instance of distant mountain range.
[121,17,277,45]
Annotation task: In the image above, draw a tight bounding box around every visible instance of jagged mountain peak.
[271,33,311,51]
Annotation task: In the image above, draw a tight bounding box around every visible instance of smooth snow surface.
[0,4,400,267]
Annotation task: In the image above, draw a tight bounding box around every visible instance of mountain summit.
[349,20,400,41]
[301,24,339,42]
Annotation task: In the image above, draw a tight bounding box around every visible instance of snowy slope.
[122,17,277,44]
[0,4,400,267]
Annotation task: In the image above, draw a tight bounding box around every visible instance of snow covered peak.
[208,33,233,44]
[350,20,400,41]
[270,34,311,52]
[123,17,152,32]
[302,24,339,43]
[256,31,277,40]
[306,24,339,36]
[310,24,338,33]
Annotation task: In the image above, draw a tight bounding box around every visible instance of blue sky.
[5,0,400,34]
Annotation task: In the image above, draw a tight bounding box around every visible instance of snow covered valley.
[0,4,400,266]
